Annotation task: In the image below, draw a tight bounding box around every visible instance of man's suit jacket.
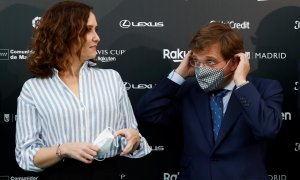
[135,76,283,180]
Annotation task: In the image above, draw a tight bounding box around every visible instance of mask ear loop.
[94,156,105,161]
[222,59,232,70]
[222,59,234,78]
[93,127,119,161]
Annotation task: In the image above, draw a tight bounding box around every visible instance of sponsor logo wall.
[0,0,299,179]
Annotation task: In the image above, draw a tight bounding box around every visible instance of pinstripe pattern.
[15,61,151,172]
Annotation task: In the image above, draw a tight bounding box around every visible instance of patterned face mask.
[195,60,231,92]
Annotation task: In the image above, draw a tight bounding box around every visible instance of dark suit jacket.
[135,76,283,180]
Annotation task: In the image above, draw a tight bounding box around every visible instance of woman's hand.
[114,128,141,156]
[60,142,100,164]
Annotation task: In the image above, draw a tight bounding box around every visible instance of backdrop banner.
[0,0,299,179]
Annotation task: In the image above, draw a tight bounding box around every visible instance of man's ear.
[230,57,239,71]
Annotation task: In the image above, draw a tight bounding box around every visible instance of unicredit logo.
[119,20,164,28]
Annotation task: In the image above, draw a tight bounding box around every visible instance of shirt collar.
[52,60,97,76]
[223,80,235,91]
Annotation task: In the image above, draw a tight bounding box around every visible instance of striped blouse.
[15,61,151,172]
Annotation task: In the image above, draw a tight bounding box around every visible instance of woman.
[15,1,151,179]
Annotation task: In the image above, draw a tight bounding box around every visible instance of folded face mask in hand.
[93,127,115,158]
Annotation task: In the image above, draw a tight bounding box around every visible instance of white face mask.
[93,127,116,159]
[195,60,231,92]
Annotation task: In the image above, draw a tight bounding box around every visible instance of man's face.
[191,42,233,77]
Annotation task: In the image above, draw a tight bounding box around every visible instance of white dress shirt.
[15,61,151,172]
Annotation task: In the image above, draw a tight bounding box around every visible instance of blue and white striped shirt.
[15,61,151,172]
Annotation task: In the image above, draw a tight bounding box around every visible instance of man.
[135,22,283,180]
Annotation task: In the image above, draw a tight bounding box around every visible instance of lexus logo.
[119,20,164,28]
[119,20,131,28]
[123,82,155,90]
[124,82,131,90]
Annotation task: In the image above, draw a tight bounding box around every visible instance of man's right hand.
[175,50,195,79]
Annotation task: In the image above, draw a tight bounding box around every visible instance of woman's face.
[81,12,100,61]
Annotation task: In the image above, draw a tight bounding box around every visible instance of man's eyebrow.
[205,56,217,59]
[192,56,217,60]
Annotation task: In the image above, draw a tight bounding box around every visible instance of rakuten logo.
[164,172,180,180]
[163,49,188,62]
[119,20,164,28]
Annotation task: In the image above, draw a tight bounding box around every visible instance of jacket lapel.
[213,93,242,149]
[190,85,215,148]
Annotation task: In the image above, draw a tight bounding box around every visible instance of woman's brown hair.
[189,22,244,60]
[27,1,93,78]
